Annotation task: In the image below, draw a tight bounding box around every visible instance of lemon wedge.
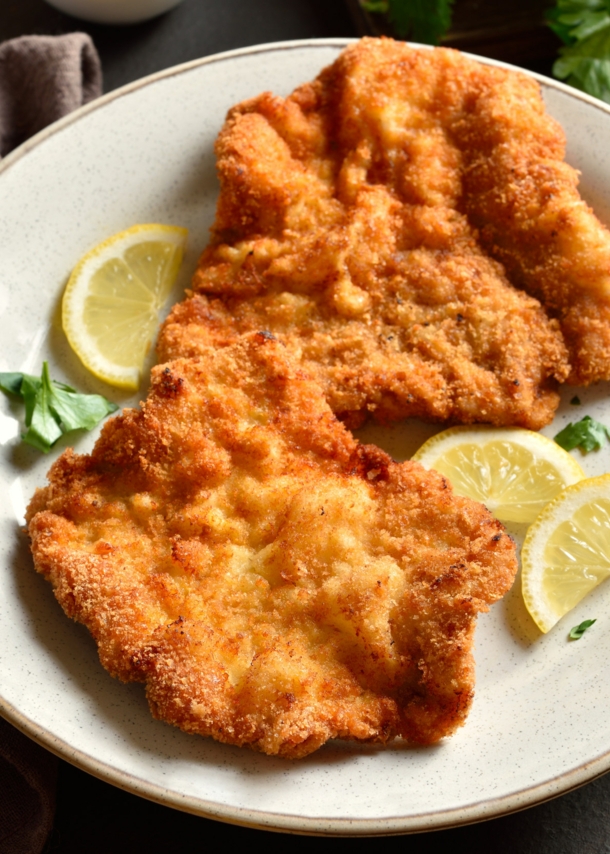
[521,474,610,632]
[411,426,584,524]
[62,224,188,389]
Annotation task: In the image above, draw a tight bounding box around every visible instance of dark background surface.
[1,1,609,851]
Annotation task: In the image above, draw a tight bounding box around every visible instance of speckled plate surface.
[1,39,610,836]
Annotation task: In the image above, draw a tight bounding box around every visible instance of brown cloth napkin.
[0,34,102,852]
[0,32,102,156]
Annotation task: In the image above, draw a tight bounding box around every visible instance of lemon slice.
[521,474,610,632]
[62,224,188,389]
[411,426,584,524]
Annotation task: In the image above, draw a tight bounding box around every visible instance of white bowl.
[44,0,185,24]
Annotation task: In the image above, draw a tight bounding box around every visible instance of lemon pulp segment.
[521,474,610,632]
[62,225,188,389]
[411,426,584,524]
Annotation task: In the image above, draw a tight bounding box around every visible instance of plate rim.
[4,35,610,179]
[2,36,610,836]
[3,690,610,836]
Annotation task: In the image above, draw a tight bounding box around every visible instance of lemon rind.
[411,425,584,523]
[62,224,188,389]
[412,425,584,475]
[521,473,610,633]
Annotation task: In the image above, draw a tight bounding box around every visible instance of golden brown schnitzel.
[158,38,585,431]
[27,334,517,757]
[453,68,610,385]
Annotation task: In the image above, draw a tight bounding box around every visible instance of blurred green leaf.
[361,0,454,45]
[549,0,610,101]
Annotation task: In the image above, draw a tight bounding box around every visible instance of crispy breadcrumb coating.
[452,64,610,385]
[27,335,517,758]
[158,38,573,430]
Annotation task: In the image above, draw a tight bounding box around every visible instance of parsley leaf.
[361,0,388,11]
[570,395,582,405]
[0,373,24,395]
[361,0,454,44]
[25,369,63,453]
[547,0,610,44]
[554,414,610,452]
[548,0,610,102]
[569,618,597,639]
[0,362,118,453]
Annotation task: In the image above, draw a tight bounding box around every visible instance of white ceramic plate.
[2,39,610,836]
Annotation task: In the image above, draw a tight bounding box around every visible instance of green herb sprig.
[554,414,610,452]
[548,0,610,103]
[0,362,118,453]
[569,618,597,639]
[361,0,454,45]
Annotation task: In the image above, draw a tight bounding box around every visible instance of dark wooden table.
[2,2,610,851]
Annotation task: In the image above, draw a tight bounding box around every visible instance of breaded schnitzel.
[453,68,610,385]
[158,38,576,430]
[27,334,517,757]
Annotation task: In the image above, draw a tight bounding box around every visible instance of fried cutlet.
[158,38,572,431]
[452,66,610,385]
[27,334,517,758]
